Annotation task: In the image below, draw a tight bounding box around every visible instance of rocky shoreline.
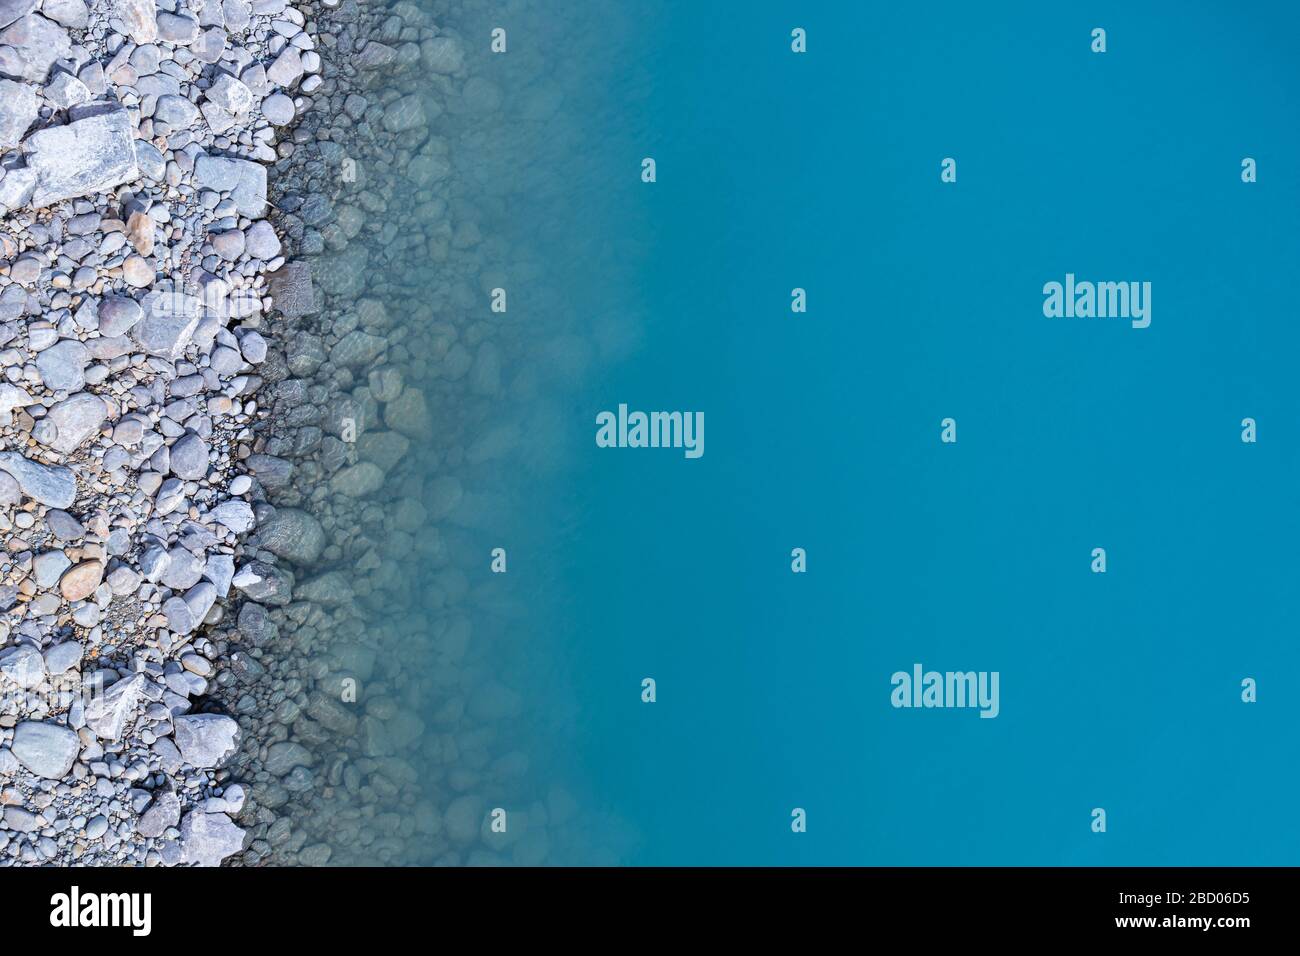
[1,0,610,866]
[0,0,329,865]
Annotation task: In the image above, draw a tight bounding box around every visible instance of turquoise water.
[364,0,1300,864]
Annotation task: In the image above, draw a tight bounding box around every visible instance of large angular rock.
[0,14,70,83]
[0,0,38,31]
[0,166,35,211]
[10,720,79,778]
[84,672,146,740]
[24,109,140,207]
[132,290,203,358]
[179,811,246,866]
[136,791,180,838]
[0,451,75,507]
[0,645,44,689]
[0,78,37,149]
[193,152,266,217]
[40,0,87,29]
[172,713,240,768]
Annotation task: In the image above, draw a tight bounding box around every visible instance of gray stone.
[265,46,302,87]
[243,220,279,260]
[209,499,254,533]
[84,672,145,740]
[0,645,44,688]
[264,741,313,775]
[169,432,209,479]
[39,0,87,29]
[193,152,266,217]
[0,14,71,83]
[0,0,38,31]
[44,392,107,453]
[42,641,81,675]
[330,330,385,368]
[133,290,203,358]
[161,595,195,634]
[184,580,217,623]
[45,509,84,541]
[35,338,89,392]
[159,546,202,590]
[206,71,252,113]
[155,11,197,43]
[329,461,384,497]
[153,93,199,127]
[0,166,35,211]
[10,720,79,778]
[258,507,325,564]
[179,811,245,866]
[260,91,294,125]
[97,296,142,336]
[31,550,70,588]
[136,791,180,838]
[44,71,90,110]
[0,78,37,148]
[23,109,140,207]
[231,559,293,605]
[172,713,239,768]
[3,806,39,832]
[0,452,75,507]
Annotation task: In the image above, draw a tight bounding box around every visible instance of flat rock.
[0,0,38,30]
[0,14,70,83]
[0,645,44,688]
[331,329,385,368]
[193,152,266,217]
[40,0,87,29]
[0,451,76,507]
[0,78,37,148]
[207,72,252,113]
[84,672,145,740]
[136,791,180,838]
[0,167,35,211]
[132,290,203,357]
[34,338,89,392]
[10,720,79,778]
[98,296,143,336]
[24,108,140,207]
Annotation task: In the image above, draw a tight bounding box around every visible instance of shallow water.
[246,0,1300,865]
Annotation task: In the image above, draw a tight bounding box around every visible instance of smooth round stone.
[122,255,154,287]
[262,92,296,125]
